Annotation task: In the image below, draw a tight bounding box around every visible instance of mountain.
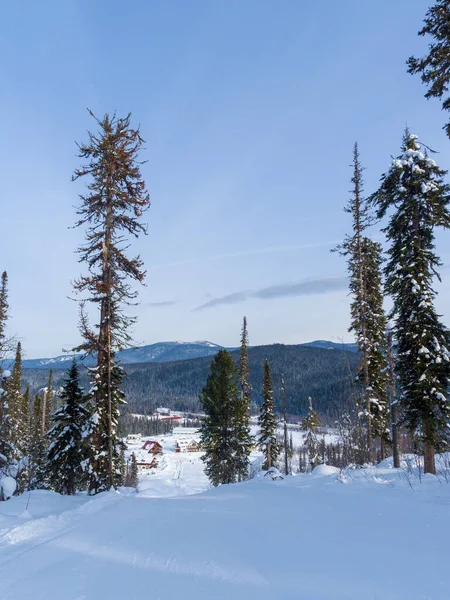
[22,344,359,420]
[18,341,227,369]
[301,340,359,352]
[19,339,357,369]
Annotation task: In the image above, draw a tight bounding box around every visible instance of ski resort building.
[175,438,201,453]
[142,440,163,454]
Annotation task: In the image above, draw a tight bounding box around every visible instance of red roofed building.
[142,440,163,454]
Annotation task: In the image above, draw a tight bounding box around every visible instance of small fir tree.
[29,394,48,489]
[281,375,289,475]
[42,369,54,436]
[301,398,320,470]
[0,271,8,369]
[3,343,28,492]
[236,317,253,480]
[128,453,139,488]
[46,362,89,495]
[371,131,450,474]
[258,360,280,469]
[200,350,244,486]
[336,144,389,462]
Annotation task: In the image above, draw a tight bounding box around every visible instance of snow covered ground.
[1,454,450,599]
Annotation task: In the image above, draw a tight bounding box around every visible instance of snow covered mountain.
[19,341,226,369]
[19,339,357,369]
[301,339,359,352]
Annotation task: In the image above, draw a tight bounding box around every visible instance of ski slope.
[0,461,449,599]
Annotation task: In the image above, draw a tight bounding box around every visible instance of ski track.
[1,437,450,599]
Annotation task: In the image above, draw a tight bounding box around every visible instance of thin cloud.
[192,292,248,312]
[152,239,340,270]
[193,276,347,311]
[254,277,347,299]
[147,300,177,308]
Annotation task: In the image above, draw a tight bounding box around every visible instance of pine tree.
[200,349,246,486]
[16,385,31,492]
[281,375,289,475]
[127,452,138,488]
[3,343,28,492]
[0,272,8,369]
[258,360,280,469]
[0,272,10,474]
[301,397,320,470]
[42,369,54,436]
[236,317,253,480]
[360,237,390,456]
[387,329,401,468]
[29,394,47,489]
[72,111,150,493]
[371,131,450,474]
[336,144,388,462]
[46,361,89,495]
[407,1,450,138]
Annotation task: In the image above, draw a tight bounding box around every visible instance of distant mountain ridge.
[18,339,358,370]
[22,344,359,420]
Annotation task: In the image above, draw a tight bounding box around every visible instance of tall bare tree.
[73,111,150,493]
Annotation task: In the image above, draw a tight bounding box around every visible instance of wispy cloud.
[147,300,177,308]
[193,276,347,311]
[192,292,248,311]
[152,240,340,270]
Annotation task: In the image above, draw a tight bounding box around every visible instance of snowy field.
[1,437,450,600]
[126,432,211,498]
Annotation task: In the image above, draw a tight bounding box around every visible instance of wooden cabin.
[175,438,201,453]
[142,440,163,454]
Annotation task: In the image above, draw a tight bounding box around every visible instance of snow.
[0,476,16,500]
[311,464,340,476]
[1,462,450,599]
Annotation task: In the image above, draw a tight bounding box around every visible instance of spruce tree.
[72,111,150,493]
[371,131,450,474]
[42,369,54,436]
[29,394,47,489]
[301,397,320,470]
[0,272,8,369]
[258,360,280,469]
[360,237,390,456]
[336,143,388,462]
[0,272,10,473]
[200,349,245,486]
[281,375,289,475]
[387,329,401,468]
[407,1,450,138]
[3,343,28,492]
[128,452,138,488]
[236,317,253,480]
[46,361,89,495]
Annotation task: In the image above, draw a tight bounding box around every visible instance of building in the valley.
[175,438,202,453]
[142,440,163,454]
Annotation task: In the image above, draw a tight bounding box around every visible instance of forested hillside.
[22,344,358,421]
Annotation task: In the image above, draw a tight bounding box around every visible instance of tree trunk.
[423,440,435,475]
[100,198,113,489]
[423,420,436,475]
[387,331,400,468]
[391,404,400,469]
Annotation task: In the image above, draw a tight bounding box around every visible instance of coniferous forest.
[2,3,450,599]
[1,0,450,500]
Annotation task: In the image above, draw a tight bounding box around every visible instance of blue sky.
[2,0,450,358]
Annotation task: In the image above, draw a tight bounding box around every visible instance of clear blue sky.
[2,0,450,358]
